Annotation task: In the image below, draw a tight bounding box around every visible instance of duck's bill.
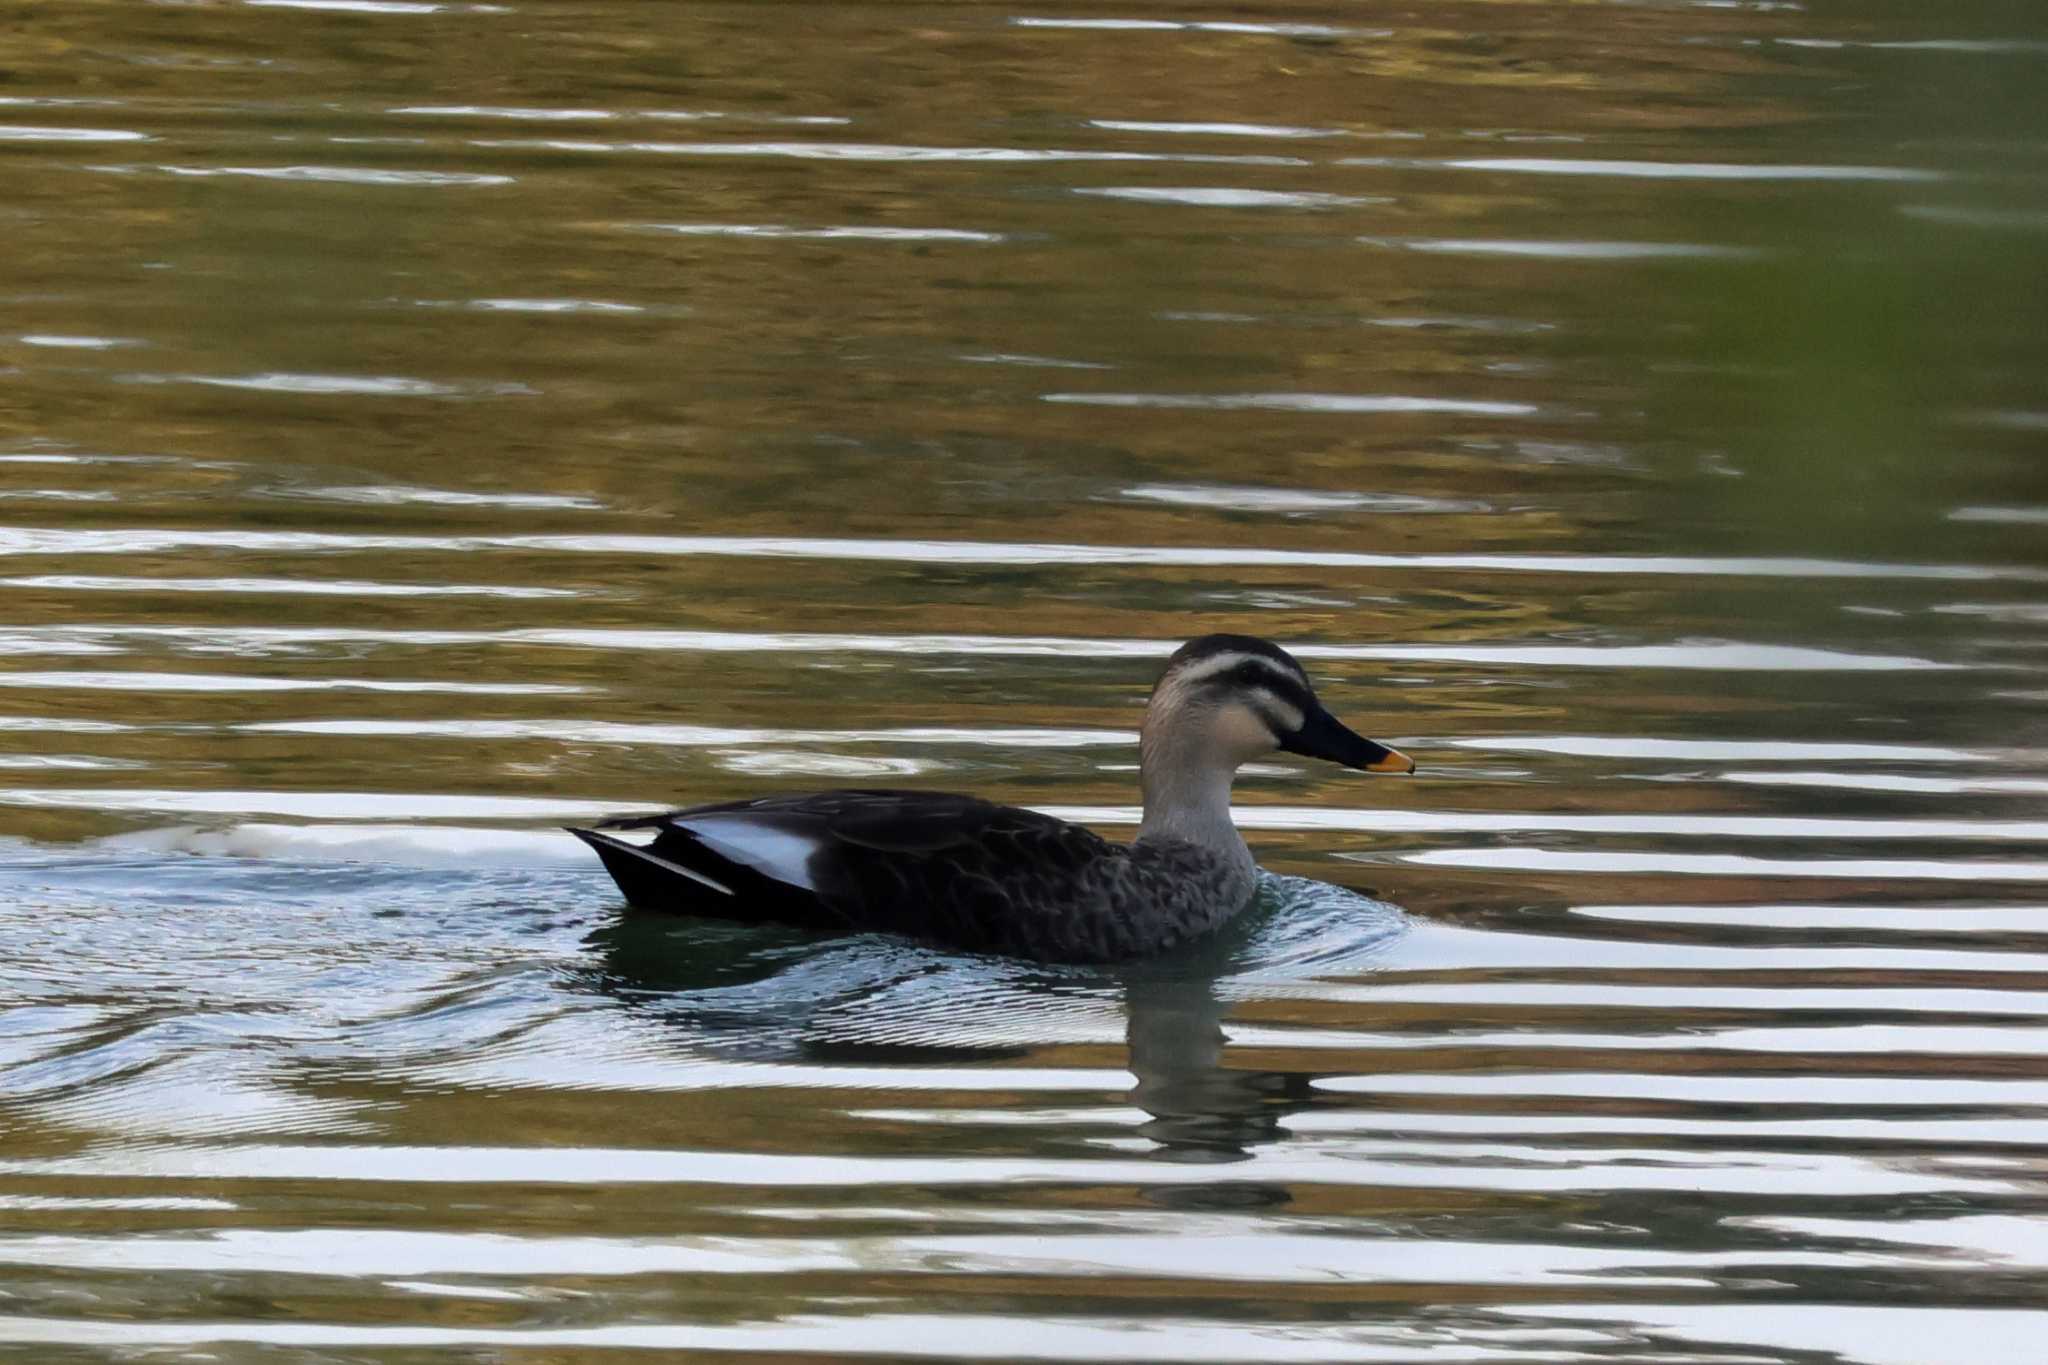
[1280,706,1416,775]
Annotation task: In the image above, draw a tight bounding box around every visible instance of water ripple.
[176,372,462,396]
[475,137,1309,166]
[1012,18,1382,39]
[1075,188,1381,208]
[644,223,1005,242]
[136,164,513,186]
[283,483,600,509]
[245,0,497,14]
[1367,157,1944,182]
[0,527,2029,580]
[1406,848,2048,881]
[1362,237,1767,261]
[1043,391,1537,415]
[0,574,577,598]
[5,624,1964,671]
[0,124,149,143]
[0,1312,1661,1361]
[0,671,583,694]
[3,3,2045,1358]
[1090,119,1346,140]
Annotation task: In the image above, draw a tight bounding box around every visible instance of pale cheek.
[1213,706,1279,762]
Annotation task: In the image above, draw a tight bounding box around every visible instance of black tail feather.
[567,827,734,911]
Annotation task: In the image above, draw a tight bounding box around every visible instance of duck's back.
[571,789,1249,961]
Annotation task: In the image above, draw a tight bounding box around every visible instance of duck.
[569,633,1413,963]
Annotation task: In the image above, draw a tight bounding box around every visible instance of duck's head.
[1141,633,1414,778]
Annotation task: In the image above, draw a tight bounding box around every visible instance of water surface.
[3,1,2048,1361]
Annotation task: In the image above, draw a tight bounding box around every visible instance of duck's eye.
[1225,661,1273,691]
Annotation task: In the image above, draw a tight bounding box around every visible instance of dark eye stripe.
[1228,660,1308,700]
[1205,663,1312,721]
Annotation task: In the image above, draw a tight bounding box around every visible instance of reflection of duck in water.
[571,635,1412,962]
[586,915,1368,1175]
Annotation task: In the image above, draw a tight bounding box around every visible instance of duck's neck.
[1136,732,1254,877]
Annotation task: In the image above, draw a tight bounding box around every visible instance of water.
[3,1,2047,1360]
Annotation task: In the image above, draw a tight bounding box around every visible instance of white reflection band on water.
[1090,119,1345,139]
[247,0,451,11]
[1719,770,2048,795]
[0,1139,2018,1197]
[1952,506,2048,525]
[1357,157,1943,182]
[1382,922,2048,975]
[1044,391,1536,415]
[1074,188,1381,208]
[393,106,850,126]
[435,297,645,314]
[1405,848,2048,881]
[1290,1111,2048,1146]
[1235,1020,2048,1056]
[1044,806,2048,842]
[0,124,149,142]
[643,223,1005,242]
[1017,18,1392,38]
[1509,1303,2048,1365]
[863,1104,2048,1148]
[1569,903,2048,933]
[18,334,140,349]
[0,1310,1620,1361]
[179,372,459,395]
[0,716,133,733]
[287,484,602,508]
[0,526,2028,581]
[15,788,2047,840]
[0,1196,236,1211]
[0,1224,1981,1285]
[0,672,582,695]
[1311,1071,2048,1106]
[237,719,1136,747]
[1362,236,1766,261]
[0,790,650,819]
[1119,483,1484,512]
[127,165,512,186]
[0,575,577,598]
[95,822,593,864]
[1447,736,1986,762]
[0,521,1933,578]
[0,624,1963,671]
[472,137,1309,167]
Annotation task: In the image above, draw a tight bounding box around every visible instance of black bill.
[1279,705,1415,774]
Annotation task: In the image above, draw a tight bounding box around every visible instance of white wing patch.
[687,815,822,892]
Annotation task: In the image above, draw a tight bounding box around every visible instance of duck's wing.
[570,790,1123,955]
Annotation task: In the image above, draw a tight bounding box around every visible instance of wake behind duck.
[570,634,1412,962]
